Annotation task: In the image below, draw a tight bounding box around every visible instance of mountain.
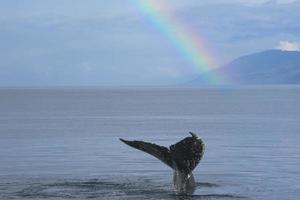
[192,50,300,84]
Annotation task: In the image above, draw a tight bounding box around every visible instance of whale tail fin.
[169,132,205,173]
[119,138,174,168]
[120,132,205,173]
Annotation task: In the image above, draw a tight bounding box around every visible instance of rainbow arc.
[130,0,225,84]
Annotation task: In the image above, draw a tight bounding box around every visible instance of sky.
[0,0,300,86]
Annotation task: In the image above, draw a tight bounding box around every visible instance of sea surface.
[0,86,299,200]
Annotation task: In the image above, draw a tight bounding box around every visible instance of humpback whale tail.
[120,132,205,195]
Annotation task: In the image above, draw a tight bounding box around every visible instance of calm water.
[0,86,299,200]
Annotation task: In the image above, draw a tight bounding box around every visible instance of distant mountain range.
[191,50,300,84]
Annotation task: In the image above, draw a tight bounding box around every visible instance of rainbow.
[130,0,225,84]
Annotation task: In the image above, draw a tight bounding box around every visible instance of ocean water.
[0,86,299,200]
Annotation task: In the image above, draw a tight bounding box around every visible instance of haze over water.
[0,86,299,199]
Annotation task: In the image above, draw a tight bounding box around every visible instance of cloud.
[80,61,95,72]
[155,66,183,78]
[276,41,300,51]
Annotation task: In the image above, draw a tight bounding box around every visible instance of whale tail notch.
[120,132,205,173]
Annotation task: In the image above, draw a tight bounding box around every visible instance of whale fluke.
[189,131,198,138]
[120,133,205,195]
[169,133,204,173]
[120,133,204,173]
[119,138,174,168]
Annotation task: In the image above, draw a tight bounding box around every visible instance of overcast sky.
[0,0,300,86]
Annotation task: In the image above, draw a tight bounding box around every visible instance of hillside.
[191,50,300,84]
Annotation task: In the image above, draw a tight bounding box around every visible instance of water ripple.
[1,178,243,200]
